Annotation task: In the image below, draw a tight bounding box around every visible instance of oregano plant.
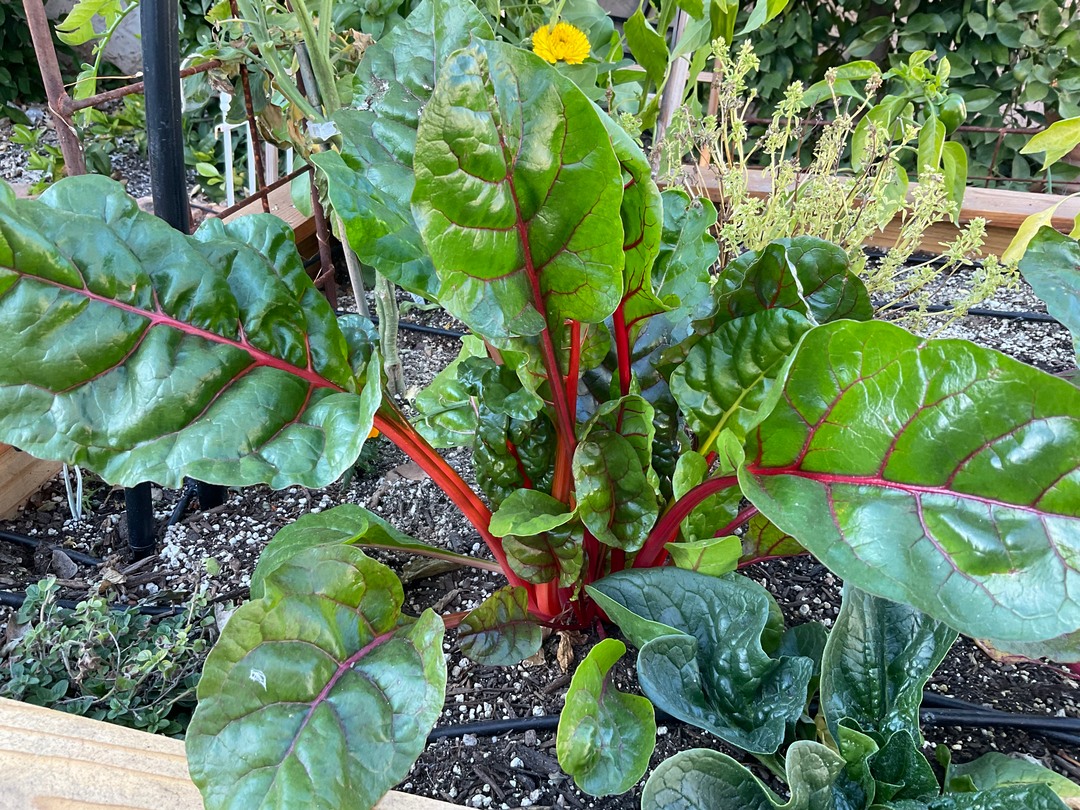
[0,3,1078,806]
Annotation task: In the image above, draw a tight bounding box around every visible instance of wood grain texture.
[0,698,458,810]
[0,444,60,519]
[221,181,318,258]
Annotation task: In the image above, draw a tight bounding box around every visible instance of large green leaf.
[602,111,667,333]
[624,10,669,86]
[556,639,655,796]
[503,523,584,586]
[0,176,378,490]
[903,787,1073,809]
[740,319,1080,643]
[412,40,624,338]
[740,513,805,564]
[652,190,719,343]
[573,430,660,552]
[250,504,494,599]
[458,585,542,665]
[712,238,872,326]
[312,0,493,298]
[671,309,813,451]
[946,752,1080,800]
[589,569,813,754]
[821,587,956,744]
[186,545,445,810]
[1017,227,1080,360]
[641,743,847,810]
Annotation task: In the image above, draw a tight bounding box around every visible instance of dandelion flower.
[532,22,590,65]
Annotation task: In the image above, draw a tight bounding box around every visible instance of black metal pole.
[131,0,225,557]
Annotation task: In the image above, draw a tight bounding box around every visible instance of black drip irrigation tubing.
[334,309,468,340]
[426,695,1080,747]
[0,588,181,617]
[879,300,1061,324]
[0,529,101,567]
[0,477,203,616]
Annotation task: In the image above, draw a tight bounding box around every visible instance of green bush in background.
[740,0,1080,187]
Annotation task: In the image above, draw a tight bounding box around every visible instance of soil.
[1,140,1078,805]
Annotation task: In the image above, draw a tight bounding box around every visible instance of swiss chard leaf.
[589,569,813,754]
[186,545,445,810]
[821,586,957,744]
[711,237,872,326]
[313,0,493,298]
[741,319,1080,643]
[250,504,495,599]
[412,335,488,448]
[503,523,584,586]
[573,430,660,552]
[458,585,542,665]
[412,40,624,338]
[0,176,378,490]
[489,489,575,537]
[670,309,813,451]
[556,638,656,796]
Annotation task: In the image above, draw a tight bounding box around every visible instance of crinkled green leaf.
[573,430,659,552]
[0,176,378,490]
[946,752,1080,800]
[917,786,1071,809]
[740,514,805,564]
[671,309,812,450]
[665,535,741,576]
[821,586,956,745]
[313,0,493,298]
[641,742,847,810]
[712,238,871,326]
[602,111,667,333]
[741,319,1080,643]
[489,488,575,537]
[1018,227,1080,361]
[503,523,583,586]
[587,394,656,476]
[653,190,719,343]
[457,355,545,421]
[474,407,556,508]
[557,639,655,796]
[590,569,813,754]
[413,335,488,448]
[250,504,492,600]
[413,40,624,338]
[186,545,445,810]
[458,586,542,665]
[865,729,939,803]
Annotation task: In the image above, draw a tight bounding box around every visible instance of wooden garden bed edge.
[0,697,458,809]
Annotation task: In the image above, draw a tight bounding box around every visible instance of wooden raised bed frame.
[0,696,456,809]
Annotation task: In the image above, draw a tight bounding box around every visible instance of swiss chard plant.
[0,9,1079,808]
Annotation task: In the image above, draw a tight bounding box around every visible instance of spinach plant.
[588,568,1080,809]
[0,7,1078,807]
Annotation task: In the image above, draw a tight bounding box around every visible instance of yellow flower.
[532,22,590,65]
